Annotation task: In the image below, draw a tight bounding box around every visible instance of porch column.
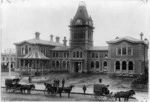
[120,61,122,73]
[127,61,129,74]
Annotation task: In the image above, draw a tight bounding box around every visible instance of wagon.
[92,84,114,101]
[44,82,59,96]
[5,78,21,92]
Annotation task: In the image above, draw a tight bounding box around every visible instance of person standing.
[83,85,86,95]
[62,79,65,87]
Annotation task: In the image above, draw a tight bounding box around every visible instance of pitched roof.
[51,46,70,51]
[73,2,89,21]
[14,38,64,47]
[106,36,149,46]
[21,50,49,60]
[88,46,108,51]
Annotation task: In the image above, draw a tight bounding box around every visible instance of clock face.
[76,19,82,25]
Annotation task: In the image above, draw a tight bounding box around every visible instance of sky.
[1,0,150,53]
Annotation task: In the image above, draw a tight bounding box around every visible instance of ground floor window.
[96,61,99,69]
[91,61,94,68]
[52,61,55,67]
[116,61,120,70]
[122,61,127,70]
[56,61,59,68]
[63,61,66,69]
[129,61,133,70]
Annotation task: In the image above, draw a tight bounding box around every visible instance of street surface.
[1,72,148,101]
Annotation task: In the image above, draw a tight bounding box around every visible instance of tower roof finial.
[79,1,86,7]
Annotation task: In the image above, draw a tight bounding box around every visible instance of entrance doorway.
[74,62,82,73]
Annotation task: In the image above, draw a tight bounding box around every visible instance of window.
[2,57,5,61]
[117,47,121,55]
[56,52,58,58]
[129,61,133,70]
[96,61,99,68]
[95,53,99,58]
[122,44,126,55]
[128,46,132,55]
[77,51,79,58]
[92,53,94,58]
[105,53,108,58]
[73,52,75,58]
[25,45,28,54]
[22,47,24,55]
[122,61,126,70]
[21,60,23,66]
[63,61,66,68]
[53,52,55,58]
[80,52,82,58]
[56,61,59,68]
[64,53,66,58]
[67,53,69,58]
[104,61,107,67]
[116,61,120,70]
[11,58,13,61]
[91,61,94,68]
[7,58,9,61]
[52,61,55,67]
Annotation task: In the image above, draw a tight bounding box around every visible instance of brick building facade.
[14,2,149,76]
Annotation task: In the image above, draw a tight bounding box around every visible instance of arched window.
[96,61,99,68]
[91,61,94,68]
[63,61,66,69]
[122,44,126,55]
[56,61,59,68]
[80,52,82,58]
[129,61,133,70]
[52,61,55,67]
[77,51,79,58]
[25,45,28,54]
[73,52,75,58]
[118,47,121,55]
[53,52,55,58]
[122,61,126,70]
[92,53,94,58]
[116,61,120,70]
[104,61,107,67]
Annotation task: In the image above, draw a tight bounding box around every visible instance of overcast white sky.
[1,0,150,52]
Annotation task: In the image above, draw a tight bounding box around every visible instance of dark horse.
[20,84,35,94]
[62,85,74,97]
[114,90,135,101]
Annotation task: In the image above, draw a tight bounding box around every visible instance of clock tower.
[69,1,94,49]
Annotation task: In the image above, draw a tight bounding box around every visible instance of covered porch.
[18,50,49,76]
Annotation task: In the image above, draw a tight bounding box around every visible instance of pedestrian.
[53,79,56,87]
[99,78,102,83]
[62,79,65,87]
[83,85,86,95]
[57,79,60,87]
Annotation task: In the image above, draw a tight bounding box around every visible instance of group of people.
[53,78,65,87]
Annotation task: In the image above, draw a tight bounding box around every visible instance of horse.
[114,90,135,101]
[62,85,74,98]
[20,84,35,94]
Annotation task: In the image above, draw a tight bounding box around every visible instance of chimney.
[50,34,53,41]
[63,37,67,46]
[35,32,40,39]
[56,36,60,43]
[140,32,144,40]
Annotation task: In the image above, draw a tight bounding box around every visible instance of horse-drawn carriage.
[44,82,74,97]
[5,78,22,92]
[5,77,35,94]
[92,84,114,101]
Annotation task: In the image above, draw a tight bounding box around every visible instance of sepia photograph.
[1,0,149,101]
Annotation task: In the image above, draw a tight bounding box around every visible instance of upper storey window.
[73,51,83,58]
[116,44,133,56]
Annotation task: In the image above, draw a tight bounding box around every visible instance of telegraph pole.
[8,49,11,77]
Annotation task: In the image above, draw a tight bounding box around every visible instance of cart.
[93,84,114,101]
[5,78,21,93]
